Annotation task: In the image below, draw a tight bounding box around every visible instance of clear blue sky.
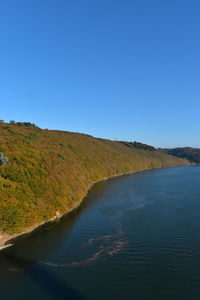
[0,0,199,148]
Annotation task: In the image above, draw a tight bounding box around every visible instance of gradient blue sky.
[0,0,199,147]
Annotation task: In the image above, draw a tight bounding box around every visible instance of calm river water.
[1,166,200,300]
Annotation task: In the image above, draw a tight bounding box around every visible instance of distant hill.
[161,147,200,164]
[0,123,190,240]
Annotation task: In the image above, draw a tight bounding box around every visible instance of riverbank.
[0,165,192,249]
[1,165,200,300]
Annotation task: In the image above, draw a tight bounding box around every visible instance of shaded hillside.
[161,147,200,164]
[0,123,190,235]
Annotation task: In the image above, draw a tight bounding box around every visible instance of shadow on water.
[0,181,109,299]
[2,180,108,260]
[2,251,88,300]
[0,170,159,299]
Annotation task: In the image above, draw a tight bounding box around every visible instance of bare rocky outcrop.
[0,152,9,165]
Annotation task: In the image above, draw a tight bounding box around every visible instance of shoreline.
[0,165,191,249]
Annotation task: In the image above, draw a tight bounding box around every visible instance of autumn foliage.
[0,124,190,234]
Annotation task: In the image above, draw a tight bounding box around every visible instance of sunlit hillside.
[0,123,190,235]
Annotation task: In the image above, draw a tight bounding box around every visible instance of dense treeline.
[161,147,200,164]
[0,120,38,127]
[0,123,190,235]
[119,141,155,151]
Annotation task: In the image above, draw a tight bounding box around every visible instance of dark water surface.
[1,166,200,300]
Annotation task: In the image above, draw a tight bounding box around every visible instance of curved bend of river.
[1,166,200,300]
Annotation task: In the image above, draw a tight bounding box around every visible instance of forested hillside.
[0,123,190,236]
[161,147,200,164]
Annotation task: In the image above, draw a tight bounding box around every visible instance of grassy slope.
[0,124,190,234]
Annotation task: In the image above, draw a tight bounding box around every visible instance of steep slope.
[0,123,190,240]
